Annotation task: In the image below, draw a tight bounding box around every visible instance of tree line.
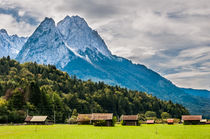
[0,56,189,123]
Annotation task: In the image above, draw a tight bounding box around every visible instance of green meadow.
[0,124,210,139]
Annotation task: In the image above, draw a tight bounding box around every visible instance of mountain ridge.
[0,28,27,59]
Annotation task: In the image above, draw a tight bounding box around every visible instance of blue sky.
[0,0,210,90]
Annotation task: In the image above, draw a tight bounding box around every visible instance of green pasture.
[0,124,210,139]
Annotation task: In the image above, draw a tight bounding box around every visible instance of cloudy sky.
[1,0,210,90]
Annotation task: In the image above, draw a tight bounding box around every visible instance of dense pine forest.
[0,56,189,123]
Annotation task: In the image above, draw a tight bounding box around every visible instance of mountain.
[14,15,210,117]
[182,88,210,99]
[0,29,27,59]
[57,16,112,58]
[16,17,76,68]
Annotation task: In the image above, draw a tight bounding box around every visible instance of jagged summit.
[57,15,112,58]
[0,28,26,59]
[42,17,55,26]
[0,29,7,34]
[16,16,75,68]
[62,15,89,29]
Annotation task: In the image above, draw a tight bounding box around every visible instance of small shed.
[146,120,155,124]
[30,116,48,125]
[167,119,174,124]
[121,115,139,126]
[200,119,207,124]
[182,115,202,125]
[77,114,92,124]
[91,113,113,126]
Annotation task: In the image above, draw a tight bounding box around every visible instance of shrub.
[155,119,163,124]
[173,118,180,124]
[8,110,26,123]
[161,112,171,119]
[145,111,157,120]
[121,120,126,125]
[112,116,117,126]
[67,115,77,124]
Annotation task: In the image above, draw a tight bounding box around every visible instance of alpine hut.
[167,119,174,124]
[29,116,48,125]
[121,115,139,126]
[91,113,113,126]
[182,115,202,125]
[146,120,155,124]
[77,114,92,124]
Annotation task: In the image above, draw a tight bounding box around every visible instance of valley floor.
[0,124,210,139]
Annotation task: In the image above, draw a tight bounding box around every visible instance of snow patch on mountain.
[16,17,76,68]
[57,16,112,58]
[0,29,27,59]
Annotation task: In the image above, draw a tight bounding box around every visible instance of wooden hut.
[121,115,139,126]
[167,119,174,124]
[200,119,207,124]
[182,115,202,125]
[29,116,48,125]
[91,113,113,126]
[146,120,155,124]
[77,114,92,124]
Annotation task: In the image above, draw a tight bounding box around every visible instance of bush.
[145,111,157,120]
[173,118,180,124]
[8,110,26,123]
[138,120,145,124]
[121,120,126,125]
[161,112,171,119]
[155,119,163,124]
[67,115,77,124]
[0,115,8,123]
[112,116,117,126]
[138,121,141,126]
[138,113,146,121]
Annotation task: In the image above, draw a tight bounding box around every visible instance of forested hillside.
[0,57,189,123]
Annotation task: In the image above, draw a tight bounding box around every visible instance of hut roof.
[25,116,33,122]
[200,119,207,123]
[182,115,202,121]
[122,115,138,121]
[167,119,174,123]
[30,116,47,122]
[91,113,113,120]
[77,114,92,122]
[146,120,155,124]
[206,121,210,124]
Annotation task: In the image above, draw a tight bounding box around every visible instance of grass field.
[0,124,210,139]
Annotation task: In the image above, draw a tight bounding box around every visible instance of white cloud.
[165,71,210,90]
[0,14,35,36]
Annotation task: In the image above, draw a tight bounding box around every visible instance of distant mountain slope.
[0,29,27,59]
[12,15,210,117]
[182,88,210,99]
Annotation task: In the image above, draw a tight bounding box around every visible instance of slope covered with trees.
[0,57,189,123]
